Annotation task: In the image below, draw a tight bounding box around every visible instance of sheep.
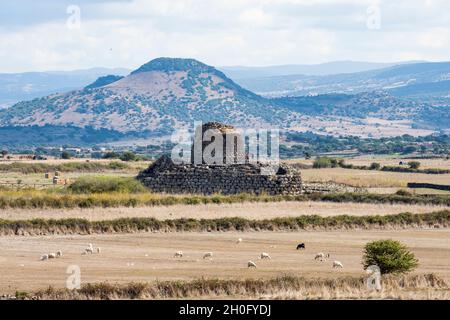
[84,247,93,254]
[48,253,57,259]
[314,253,325,261]
[40,254,49,261]
[259,252,271,260]
[333,261,344,269]
[236,238,243,244]
[296,243,306,250]
[203,252,213,259]
[56,250,62,258]
[174,251,183,258]
[248,261,257,268]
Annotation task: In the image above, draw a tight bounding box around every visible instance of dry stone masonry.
[138,155,303,195]
[137,122,363,195]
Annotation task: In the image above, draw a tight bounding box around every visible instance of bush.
[395,189,412,196]
[313,157,332,168]
[363,240,419,274]
[61,151,72,159]
[120,152,138,162]
[408,161,421,170]
[68,176,147,194]
[370,162,381,170]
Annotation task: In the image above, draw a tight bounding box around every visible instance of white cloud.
[0,0,449,72]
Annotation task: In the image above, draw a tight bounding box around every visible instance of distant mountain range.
[0,68,130,109]
[0,58,448,147]
[219,61,422,79]
[234,62,450,105]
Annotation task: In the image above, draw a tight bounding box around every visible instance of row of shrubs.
[0,161,130,174]
[0,189,449,209]
[313,157,450,174]
[0,210,448,235]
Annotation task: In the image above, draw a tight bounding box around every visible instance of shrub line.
[0,210,448,235]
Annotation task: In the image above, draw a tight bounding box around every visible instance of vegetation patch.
[0,210,448,235]
[0,191,449,209]
[68,176,147,194]
[0,161,130,174]
[11,274,448,300]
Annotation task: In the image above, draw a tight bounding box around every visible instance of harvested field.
[301,168,450,188]
[1,229,449,295]
[1,201,448,221]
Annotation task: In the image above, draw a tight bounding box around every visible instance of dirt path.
[1,201,447,221]
[1,229,449,294]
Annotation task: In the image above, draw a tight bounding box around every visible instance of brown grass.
[1,201,447,221]
[23,274,449,300]
[301,168,450,188]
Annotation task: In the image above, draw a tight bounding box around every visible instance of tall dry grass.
[21,274,449,300]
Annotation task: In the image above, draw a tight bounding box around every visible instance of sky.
[1,0,450,72]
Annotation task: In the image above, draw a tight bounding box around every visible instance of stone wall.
[138,156,302,195]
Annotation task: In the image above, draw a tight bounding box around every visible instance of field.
[301,168,450,189]
[1,201,447,221]
[1,229,449,298]
[0,157,449,300]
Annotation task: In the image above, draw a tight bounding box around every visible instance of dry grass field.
[1,229,449,296]
[301,168,450,188]
[1,201,447,221]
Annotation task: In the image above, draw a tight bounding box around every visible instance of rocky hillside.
[0,58,296,135]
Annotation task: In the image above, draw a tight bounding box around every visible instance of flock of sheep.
[39,238,344,271]
[173,239,344,270]
[40,243,101,261]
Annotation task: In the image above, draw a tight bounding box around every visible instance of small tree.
[61,151,71,159]
[370,162,381,170]
[363,240,418,274]
[120,151,138,162]
[408,161,421,170]
[313,157,332,168]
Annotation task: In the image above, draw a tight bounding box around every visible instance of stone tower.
[191,122,245,165]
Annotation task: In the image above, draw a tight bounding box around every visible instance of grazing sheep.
[260,252,271,260]
[297,243,306,250]
[333,261,344,269]
[203,252,213,259]
[40,254,49,261]
[174,251,183,258]
[314,253,325,261]
[56,250,62,258]
[236,238,243,244]
[48,253,56,259]
[84,247,93,254]
[248,261,257,268]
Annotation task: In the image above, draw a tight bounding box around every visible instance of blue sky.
[1,0,450,72]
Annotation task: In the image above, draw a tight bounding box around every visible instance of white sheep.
[260,252,271,260]
[40,254,49,261]
[314,253,325,261]
[84,247,93,254]
[48,253,57,259]
[333,261,344,269]
[203,252,213,259]
[56,250,62,258]
[236,238,243,244]
[248,261,257,268]
[174,251,183,258]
